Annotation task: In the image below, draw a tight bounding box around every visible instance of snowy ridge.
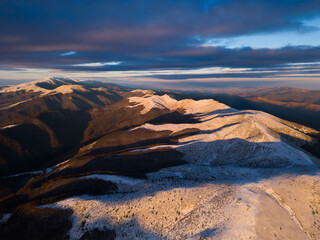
[46,169,320,240]
[128,93,316,168]
[6,90,320,240]
[128,94,231,115]
[0,77,88,95]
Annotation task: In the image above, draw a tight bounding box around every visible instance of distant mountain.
[0,78,133,177]
[0,77,128,125]
[0,78,320,240]
[196,87,320,131]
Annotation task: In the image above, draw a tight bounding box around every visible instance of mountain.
[0,77,128,125]
[0,77,131,176]
[0,78,320,240]
[232,87,320,111]
[195,87,320,131]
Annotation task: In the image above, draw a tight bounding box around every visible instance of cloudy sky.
[1,0,320,89]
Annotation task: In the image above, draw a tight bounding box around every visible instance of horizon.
[1,77,320,92]
[1,1,320,89]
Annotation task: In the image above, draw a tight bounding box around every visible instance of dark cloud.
[1,46,320,72]
[0,0,320,73]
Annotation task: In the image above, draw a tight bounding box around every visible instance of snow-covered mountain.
[128,92,317,168]
[0,77,125,95]
[0,78,319,240]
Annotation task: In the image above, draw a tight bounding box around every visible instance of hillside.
[0,78,320,240]
[198,87,320,131]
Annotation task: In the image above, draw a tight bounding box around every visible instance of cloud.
[0,0,320,79]
[72,62,122,67]
[1,45,320,76]
[60,51,76,56]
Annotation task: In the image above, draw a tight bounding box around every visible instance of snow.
[52,84,89,94]
[4,89,319,239]
[128,148,152,152]
[43,167,320,240]
[129,93,314,142]
[147,165,260,182]
[2,167,54,179]
[44,179,258,240]
[2,170,43,179]
[0,213,12,224]
[0,77,88,96]
[37,92,320,239]
[127,93,315,167]
[0,124,17,130]
[128,94,232,115]
[130,89,155,95]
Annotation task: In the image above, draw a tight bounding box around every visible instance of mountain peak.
[0,77,90,95]
[33,77,78,89]
[128,92,231,115]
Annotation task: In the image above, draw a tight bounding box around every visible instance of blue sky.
[205,17,320,48]
[0,0,320,89]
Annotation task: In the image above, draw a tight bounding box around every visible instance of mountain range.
[187,87,320,131]
[0,78,319,240]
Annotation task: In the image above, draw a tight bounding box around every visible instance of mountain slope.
[0,79,320,240]
[0,77,127,126]
[196,87,320,131]
[126,93,317,166]
[0,78,130,176]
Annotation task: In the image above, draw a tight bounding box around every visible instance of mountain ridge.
[0,78,320,240]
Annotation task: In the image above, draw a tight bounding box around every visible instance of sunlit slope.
[1,86,320,240]
[128,93,318,167]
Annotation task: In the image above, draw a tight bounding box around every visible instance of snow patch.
[2,167,54,179]
[0,124,17,130]
[0,213,12,224]
[127,148,152,153]
[52,84,89,94]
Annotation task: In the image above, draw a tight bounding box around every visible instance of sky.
[0,0,320,89]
